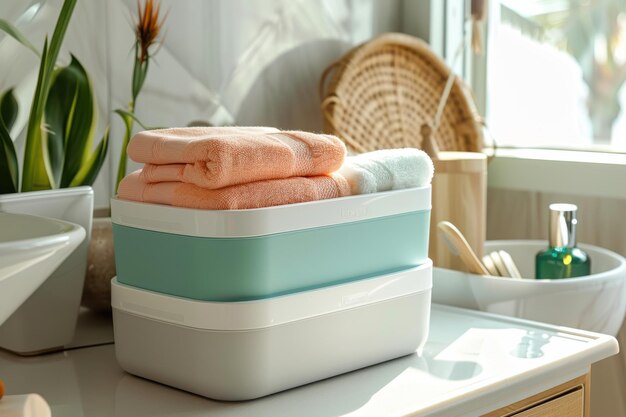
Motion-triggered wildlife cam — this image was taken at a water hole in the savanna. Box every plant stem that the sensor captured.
[115,99,135,193]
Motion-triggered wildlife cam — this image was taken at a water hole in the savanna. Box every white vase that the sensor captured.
[0,186,93,355]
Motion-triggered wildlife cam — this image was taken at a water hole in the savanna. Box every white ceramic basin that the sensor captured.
[432,240,626,336]
[0,213,85,326]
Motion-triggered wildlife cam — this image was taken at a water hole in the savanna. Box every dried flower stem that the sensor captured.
[116,0,165,191]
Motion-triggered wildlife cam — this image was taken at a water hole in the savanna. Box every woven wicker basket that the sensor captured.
[320,33,483,153]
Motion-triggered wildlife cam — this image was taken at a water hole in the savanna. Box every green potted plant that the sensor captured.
[0,0,108,354]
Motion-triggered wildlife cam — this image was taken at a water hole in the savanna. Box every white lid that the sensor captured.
[111,186,430,238]
[111,261,432,331]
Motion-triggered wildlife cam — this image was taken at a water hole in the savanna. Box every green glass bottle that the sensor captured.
[535,204,590,279]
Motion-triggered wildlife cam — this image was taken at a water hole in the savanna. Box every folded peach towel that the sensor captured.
[127,126,347,189]
[118,170,351,210]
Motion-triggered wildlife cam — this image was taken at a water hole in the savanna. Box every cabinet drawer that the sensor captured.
[483,375,589,417]
[510,387,584,417]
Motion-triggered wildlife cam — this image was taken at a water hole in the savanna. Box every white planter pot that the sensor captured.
[0,187,93,354]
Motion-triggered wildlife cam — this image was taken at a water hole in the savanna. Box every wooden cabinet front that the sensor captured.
[482,374,589,417]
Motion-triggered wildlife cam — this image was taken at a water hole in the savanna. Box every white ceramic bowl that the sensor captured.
[432,240,626,336]
[0,212,85,326]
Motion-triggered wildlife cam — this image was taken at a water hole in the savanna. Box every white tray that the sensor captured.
[112,264,433,400]
[111,185,431,238]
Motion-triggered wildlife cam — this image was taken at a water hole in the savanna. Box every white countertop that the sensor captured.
[0,305,618,417]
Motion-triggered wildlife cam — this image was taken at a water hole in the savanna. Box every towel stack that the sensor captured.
[118,126,434,209]
[119,127,349,209]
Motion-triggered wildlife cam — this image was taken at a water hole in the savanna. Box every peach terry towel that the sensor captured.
[118,170,351,210]
[127,126,347,189]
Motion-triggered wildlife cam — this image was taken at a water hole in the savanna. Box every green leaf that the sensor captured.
[115,108,133,127]
[0,88,18,132]
[21,0,78,191]
[22,39,52,191]
[69,128,109,187]
[113,108,164,191]
[46,0,77,79]
[114,109,163,131]
[131,42,149,101]
[0,119,18,194]
[0,19,41,57]
[41,67,68,188]
[44,56,95,188]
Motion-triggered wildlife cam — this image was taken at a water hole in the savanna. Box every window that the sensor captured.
[410,0,626,198]
[485,0,626,151]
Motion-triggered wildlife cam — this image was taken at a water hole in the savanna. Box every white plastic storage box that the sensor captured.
[112,262,432,401]
[111,186,431,301]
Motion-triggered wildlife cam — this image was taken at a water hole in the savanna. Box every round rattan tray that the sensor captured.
[320,33,483,153]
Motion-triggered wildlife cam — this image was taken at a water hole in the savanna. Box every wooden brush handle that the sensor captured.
[437,221,489,275]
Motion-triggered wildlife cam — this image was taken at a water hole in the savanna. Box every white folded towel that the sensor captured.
[338,148,434,194]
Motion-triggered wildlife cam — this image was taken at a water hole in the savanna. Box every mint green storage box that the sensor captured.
[110,186,431,301]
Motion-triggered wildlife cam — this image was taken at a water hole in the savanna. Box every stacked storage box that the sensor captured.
[110,185,433,400]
